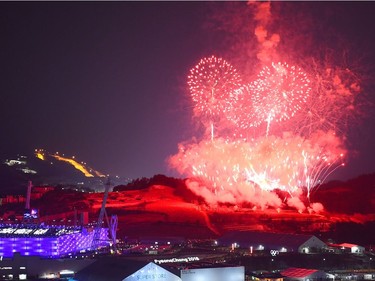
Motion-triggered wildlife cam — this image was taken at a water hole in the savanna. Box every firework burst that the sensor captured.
[250,62,311,135]
[188,56,242,139]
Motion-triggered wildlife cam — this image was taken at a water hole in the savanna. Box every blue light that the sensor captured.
[0,225,109,258]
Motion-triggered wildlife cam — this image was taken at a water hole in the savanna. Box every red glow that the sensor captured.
[169,55,357,212]
[169,3,363,212]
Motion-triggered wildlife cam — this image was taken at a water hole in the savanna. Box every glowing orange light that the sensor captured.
[36,153,45,161]
[51,154,94,177]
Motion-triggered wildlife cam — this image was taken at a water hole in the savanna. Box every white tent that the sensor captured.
[123,262,181,281]
[339,243,365,254]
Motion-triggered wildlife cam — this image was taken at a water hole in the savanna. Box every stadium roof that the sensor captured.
[0,224,84,237]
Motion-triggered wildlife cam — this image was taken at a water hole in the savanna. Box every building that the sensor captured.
[75,257,181,281]
[0,224,108,258]
[124,262,181,281]
[0,252,95,280]
[328,243,365,255]
[77,258,245,281]
[248,271,284,281]
[181,266,245,281]
[280,267,334,281]
[217,231,327,254]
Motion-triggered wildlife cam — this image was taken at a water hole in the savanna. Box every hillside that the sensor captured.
[311,173,375,214]
[4,174,368,245]
[1,170,374,244]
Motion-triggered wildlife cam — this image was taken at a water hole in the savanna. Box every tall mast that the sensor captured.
[25,181,32,210]
[91,178,111,250]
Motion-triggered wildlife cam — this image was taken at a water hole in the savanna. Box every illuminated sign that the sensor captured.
[24,209,38,219]
[60,270,75,276]
[0,228,15,234]
[33,229,49,235]
[154,257,199,264]
[270,250,279,256]
[14,229,33,235]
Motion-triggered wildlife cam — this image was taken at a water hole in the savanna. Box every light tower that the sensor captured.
[25,181,32,210]
[91,178,118,253]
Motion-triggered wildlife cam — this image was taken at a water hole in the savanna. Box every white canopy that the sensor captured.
[123,262,181,281]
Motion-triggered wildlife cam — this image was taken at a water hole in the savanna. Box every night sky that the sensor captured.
[0,2,374,181]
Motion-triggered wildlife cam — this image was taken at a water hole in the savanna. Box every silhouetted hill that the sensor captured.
[113,174,206,204]
[2,173,374,244]
[0,153,110,195]
[311,173,375,214]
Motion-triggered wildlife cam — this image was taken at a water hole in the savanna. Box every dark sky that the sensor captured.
[0,2,374,181]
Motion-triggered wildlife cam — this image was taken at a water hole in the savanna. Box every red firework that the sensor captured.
[188,56,242,122]
[224,84,261,135]
[285,66,362,138]
[250,62,311,134]
[172,55,361,211]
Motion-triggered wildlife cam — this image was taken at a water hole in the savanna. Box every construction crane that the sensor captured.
[91,178,118,253]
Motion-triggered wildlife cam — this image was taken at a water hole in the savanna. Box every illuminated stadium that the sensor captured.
[0,224,109,258]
